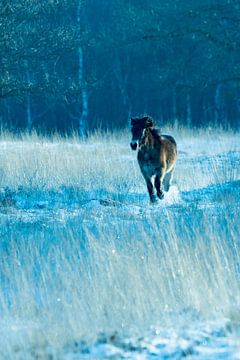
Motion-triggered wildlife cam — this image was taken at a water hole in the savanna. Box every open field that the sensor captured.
[0,127,240,359]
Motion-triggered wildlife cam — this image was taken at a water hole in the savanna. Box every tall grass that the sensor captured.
[0,127,239,357]
[1,208,240,354]
[0,126,239,191]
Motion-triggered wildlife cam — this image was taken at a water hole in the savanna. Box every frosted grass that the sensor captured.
[0,127,239,358]
[0,127,238,192]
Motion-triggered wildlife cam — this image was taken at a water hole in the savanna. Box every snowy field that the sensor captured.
[0,127,240,359]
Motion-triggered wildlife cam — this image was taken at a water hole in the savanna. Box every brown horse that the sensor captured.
[130,116,177,203]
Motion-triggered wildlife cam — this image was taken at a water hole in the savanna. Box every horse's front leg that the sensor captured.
[145,177,157,203]
[155,169,165,199]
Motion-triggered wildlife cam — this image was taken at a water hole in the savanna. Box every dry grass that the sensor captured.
[0,127,239,357]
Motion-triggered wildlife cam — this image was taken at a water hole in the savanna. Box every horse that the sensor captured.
[130,116,177,203]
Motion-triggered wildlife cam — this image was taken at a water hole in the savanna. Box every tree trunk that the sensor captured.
[173,89,178,129]
[77,1,88,138]
[25,63,33,132]
[214,84,222,127]
[186,92,192,127]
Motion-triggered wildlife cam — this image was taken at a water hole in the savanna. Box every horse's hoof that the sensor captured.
[157,192,164,200]
[150,195,158,204]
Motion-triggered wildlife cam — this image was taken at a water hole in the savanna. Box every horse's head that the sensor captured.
[130,116,155,150]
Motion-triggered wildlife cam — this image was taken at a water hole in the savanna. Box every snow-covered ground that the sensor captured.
[0,128,240,359]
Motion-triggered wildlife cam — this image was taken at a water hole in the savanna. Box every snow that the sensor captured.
[0,130,239,358]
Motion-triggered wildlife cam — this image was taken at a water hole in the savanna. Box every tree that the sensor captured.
[1,0,240,132]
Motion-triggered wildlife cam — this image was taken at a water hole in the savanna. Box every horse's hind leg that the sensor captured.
[163,169,174,192]
[155,171,165,200]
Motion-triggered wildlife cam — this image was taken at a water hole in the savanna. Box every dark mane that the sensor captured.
[151,127,161,141]
[151,128,177,146]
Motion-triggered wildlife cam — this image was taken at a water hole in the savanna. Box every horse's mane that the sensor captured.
[151,127,162,141]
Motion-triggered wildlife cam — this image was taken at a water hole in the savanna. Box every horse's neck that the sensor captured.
[141,128,155,148]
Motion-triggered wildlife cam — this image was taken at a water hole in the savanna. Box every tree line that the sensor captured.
[1,0,240,134]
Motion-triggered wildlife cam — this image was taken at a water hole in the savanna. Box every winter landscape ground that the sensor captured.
[0,127,240,359]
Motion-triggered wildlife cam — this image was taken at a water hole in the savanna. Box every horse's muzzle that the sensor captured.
[130,142,138,150]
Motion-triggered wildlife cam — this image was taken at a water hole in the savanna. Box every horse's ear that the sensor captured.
[131,117,137,125]
[145,117,155,128]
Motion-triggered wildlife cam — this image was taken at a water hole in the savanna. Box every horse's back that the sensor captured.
[161,134,177,147]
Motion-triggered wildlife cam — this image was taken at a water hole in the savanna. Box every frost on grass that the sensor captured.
[0,128,240,359]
